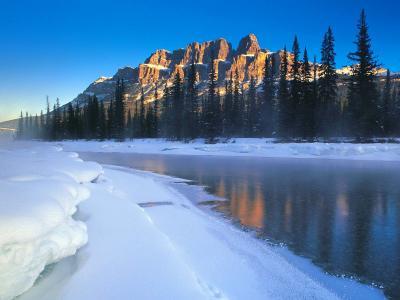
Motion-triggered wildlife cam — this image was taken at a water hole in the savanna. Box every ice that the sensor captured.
[57,138,400,161]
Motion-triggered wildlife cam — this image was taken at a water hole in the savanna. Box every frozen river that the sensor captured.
[80,152,400,299]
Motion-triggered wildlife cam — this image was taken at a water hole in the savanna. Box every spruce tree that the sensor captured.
[246,76,259,136]
[171,72,184,140]
[126,109,133,138]
[17,111,24,139]
[301,48,315,139]
[39,110,44,139]
[223,75,234,136]
[98,101,106,140]
[261,55,275,136]
[290,36,301,137]
[139,87,146,138]
[204,51,218,142]
[277,46,291,138]
[232,69,241,135]
[107,99,114,138]
[45,96,51,140]
[184,62,199,139]
[347,9,380,139]
[318,27,338,138]
[153,86,159,138]
[381,70,392,136]
[66,102,75,139]
[114,79,126,141]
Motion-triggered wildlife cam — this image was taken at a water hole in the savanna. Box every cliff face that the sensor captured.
[71,34,285,108]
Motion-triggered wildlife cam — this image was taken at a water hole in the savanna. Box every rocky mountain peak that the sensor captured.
[237,34,260,56]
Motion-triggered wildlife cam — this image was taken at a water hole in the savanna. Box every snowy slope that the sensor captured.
[58,138,400,161]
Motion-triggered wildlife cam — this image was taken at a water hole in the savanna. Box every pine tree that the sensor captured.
[381,70,392,136]
[184,62,199,139]
[153,86,159,138]
[45,96,51,140]
[126,109,133,138]
[261,55,275,136]
[246,76,259,136]
[99,101,106,140]
[277,46,291,138]
[139,87,146,137]
[204,51,218,142]
[347,9,380,139]
[114,79,126,141]
[66,102,75,139]
[223,75,234,136]
[39,110,44,139]
[161,83,172,138]
[107,99,114,139]
[318,27,339,138]
[133,99,140,138]
[171,72,184,140]
[290,36,301,137]
[232,69,241,135]
[301,48,315,139]
[17,111,24,139]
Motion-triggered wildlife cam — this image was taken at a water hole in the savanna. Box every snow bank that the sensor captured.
[0,146,102,300]
[58,138,400,161]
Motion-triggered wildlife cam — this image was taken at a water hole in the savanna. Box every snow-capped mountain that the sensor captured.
[70,34,288,108]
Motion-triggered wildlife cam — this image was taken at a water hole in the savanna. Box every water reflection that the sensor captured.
[79,152,400,299]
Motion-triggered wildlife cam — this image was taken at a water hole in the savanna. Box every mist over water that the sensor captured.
[80,152,400,299]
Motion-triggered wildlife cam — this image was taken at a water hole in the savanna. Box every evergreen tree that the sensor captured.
[381,70,393,135]
[153,86,159,138]
[290,36,301,137]
[126,109,133,138]
[107,99,114,138]
[114,79,125,141]
[171,72,184,140]
[139,87,146,137]
[161,83,172,138]
[277,46,291,138]
[246,77,259,136]
[347,9,380,139]
[66,102,75,139]
[145,103,154,137]
[17,111,24,139]
[223,75,234,136]
[184,62,199,139]
[318,27,339,138]
[261,55,275,136]
[203,51,218,142]
[39,110,44,139]
[45,96,51,140]
[99,101,106,140]
[232,69,241,135]
[301,48,315,139]
[133,99,140,138]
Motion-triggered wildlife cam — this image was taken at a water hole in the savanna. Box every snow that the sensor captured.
[56,138,400,161]
[0,139,386,299]
[0,145,102,300]
[141,63,169,70]
[18,164,385,300]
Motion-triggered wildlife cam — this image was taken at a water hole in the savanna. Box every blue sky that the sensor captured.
[0,0,399,122]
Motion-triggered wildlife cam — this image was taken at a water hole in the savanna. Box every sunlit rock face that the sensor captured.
[70,34,285,109]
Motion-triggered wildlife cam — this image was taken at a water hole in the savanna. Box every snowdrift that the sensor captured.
[0,146,102,300]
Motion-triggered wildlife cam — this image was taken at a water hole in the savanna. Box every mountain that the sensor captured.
[70,34,287,109]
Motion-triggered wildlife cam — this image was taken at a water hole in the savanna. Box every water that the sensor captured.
[80,152,400,299]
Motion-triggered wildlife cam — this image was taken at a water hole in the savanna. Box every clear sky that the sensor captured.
[0,0,399,122]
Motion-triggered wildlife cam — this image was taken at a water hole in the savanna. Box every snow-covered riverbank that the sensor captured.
[0,142,386,299]
[59,138,400,161]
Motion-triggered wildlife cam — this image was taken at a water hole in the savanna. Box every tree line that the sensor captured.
[17,10,400,142]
